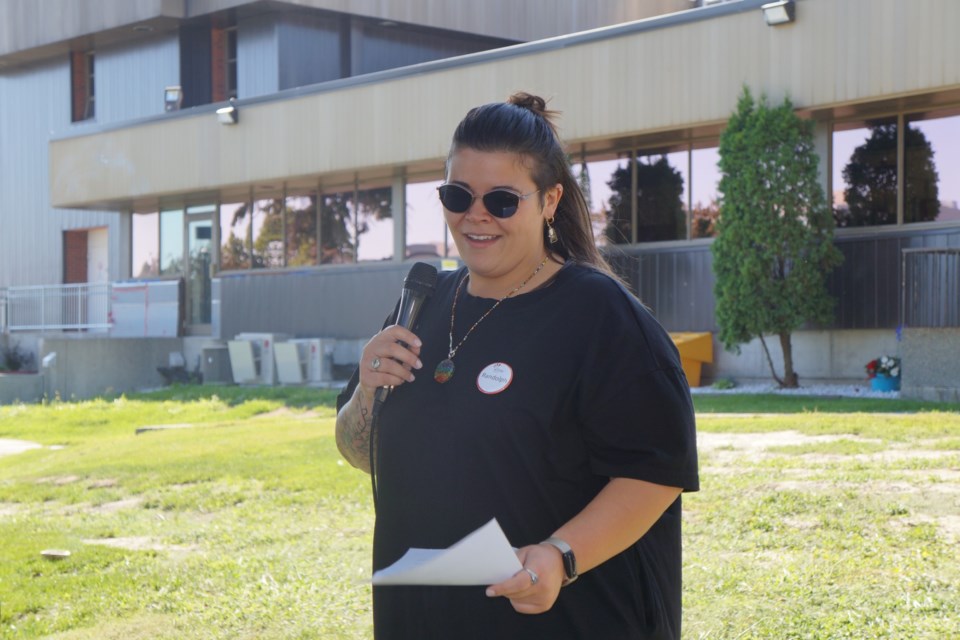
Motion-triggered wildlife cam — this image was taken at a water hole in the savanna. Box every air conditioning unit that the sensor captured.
[233,333,289,385]
[288,339,335,383]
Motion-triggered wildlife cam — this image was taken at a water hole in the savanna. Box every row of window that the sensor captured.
[130,105,960,281]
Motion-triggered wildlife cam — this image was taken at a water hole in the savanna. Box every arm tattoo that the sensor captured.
[335,386,373,473]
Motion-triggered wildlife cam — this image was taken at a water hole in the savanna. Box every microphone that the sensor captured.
[373,262,438,407]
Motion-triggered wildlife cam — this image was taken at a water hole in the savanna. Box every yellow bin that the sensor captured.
[669,332,713,387]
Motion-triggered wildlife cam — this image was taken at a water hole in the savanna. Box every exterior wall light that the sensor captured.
[762,0,795,25]
[216,101,239,125]
[164,85,182,111]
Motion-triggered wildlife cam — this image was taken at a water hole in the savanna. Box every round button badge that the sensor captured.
[477,362,513,394]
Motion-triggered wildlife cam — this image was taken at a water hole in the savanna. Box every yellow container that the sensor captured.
[669,332,714,387]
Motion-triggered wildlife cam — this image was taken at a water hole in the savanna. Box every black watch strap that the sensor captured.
[542,536,578,586]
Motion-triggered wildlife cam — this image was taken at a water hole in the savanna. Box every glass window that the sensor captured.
[285,190,318,266]
[219,201,251,271]
[320,185,393,263]
[582,156,629,245]
[832,118,898,227]
[131,212,159,278]
[690,145,720,238]
[600,151,689,244]
[905,112,960,224]
[251,196,284,269]
[405,179,455,259]
[159,208,184,275]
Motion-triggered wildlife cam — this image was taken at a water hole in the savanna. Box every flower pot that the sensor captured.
[871,373,900,392]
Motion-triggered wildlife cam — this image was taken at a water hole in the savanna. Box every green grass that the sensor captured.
[1,387,958,638]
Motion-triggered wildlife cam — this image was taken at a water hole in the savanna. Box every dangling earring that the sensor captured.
[546,216,559,244]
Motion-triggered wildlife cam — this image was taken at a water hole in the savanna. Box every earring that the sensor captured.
[546,217,559,244]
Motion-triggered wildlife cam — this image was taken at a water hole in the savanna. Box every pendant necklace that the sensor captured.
[434,256,548,384]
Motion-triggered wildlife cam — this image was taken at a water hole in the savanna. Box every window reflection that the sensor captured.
[320,186,392,263]
[219,201,251,271]
[833,119,898,227]
[604,152,688,243]
[690,145,720,238]
[581,156,626,247]
[906,112,960,224]
[406,179,455,259]
[159,208,184,275]
[132,212,159,278]
[285,191,318,266]
[252,196,284,269]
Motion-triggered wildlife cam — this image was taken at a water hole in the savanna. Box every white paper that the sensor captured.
[371,518,523,586]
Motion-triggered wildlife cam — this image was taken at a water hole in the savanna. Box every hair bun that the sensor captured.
[507,92,558,133]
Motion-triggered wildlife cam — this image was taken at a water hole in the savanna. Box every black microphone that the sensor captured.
[373,262,438,407]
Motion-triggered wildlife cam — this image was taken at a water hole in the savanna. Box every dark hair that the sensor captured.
[447,92,615,275]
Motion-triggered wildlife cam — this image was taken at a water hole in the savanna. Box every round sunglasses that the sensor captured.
[437,183,539,219]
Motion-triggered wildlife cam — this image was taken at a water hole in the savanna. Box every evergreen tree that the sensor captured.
[713,88,843,387]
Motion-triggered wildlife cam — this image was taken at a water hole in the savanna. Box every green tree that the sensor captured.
[713,88,843,388]
[605,157,685,243]
[834,123,939,227]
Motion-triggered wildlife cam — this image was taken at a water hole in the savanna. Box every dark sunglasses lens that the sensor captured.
[438,184,473,213]
[482,190,521,218]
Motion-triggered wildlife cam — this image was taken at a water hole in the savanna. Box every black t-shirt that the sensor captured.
[338,263,699,639]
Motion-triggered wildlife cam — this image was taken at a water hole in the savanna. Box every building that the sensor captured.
[1,0,958,401]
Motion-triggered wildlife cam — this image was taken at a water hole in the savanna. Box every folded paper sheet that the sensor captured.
[371,518,523,586]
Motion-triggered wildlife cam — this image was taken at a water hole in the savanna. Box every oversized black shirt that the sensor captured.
[338,263,699,639]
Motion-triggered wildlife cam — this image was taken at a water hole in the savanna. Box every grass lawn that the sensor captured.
[1,387,958,638]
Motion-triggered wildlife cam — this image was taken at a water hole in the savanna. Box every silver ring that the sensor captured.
[524,567,539,586]
[371,357,382,371]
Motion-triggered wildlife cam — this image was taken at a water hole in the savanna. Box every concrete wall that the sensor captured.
[900,328,960,402]
[704,328,902,387]
[37,335,183,400]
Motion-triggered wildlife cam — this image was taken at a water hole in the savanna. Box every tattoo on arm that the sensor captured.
[335,386,373,473]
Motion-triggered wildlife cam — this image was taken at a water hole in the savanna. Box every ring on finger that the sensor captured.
[524,567,539,586]
[371,357,382,371]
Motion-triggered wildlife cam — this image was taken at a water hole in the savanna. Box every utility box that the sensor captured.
[201,345,231,384]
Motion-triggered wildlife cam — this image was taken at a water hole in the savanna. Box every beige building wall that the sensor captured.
[50,0,960,211]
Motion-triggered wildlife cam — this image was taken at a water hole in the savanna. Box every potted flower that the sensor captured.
[865,355,901,391]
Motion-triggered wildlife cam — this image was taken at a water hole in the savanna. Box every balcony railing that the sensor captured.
[1,282,111,332]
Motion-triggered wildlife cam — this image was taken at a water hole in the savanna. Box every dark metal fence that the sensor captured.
[902,248,960,328]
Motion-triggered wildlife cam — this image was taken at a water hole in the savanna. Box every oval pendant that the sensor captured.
[434,358,455,384]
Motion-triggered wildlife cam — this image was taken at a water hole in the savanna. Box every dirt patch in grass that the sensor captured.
[82,536,197,554]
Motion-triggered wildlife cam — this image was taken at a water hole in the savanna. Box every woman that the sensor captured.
[336,93,699,639]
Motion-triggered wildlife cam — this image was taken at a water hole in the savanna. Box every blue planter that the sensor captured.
[871,373,901,392]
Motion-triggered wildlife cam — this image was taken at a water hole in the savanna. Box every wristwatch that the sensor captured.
[541,536,578,586]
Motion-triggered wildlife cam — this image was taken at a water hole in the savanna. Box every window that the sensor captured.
[320,184,393,263]
[405,178,456,259]
[905,111,960,224]
[132,213,160,278]
[70,50,95,122]
[689,144,720,238]
[251,195,284,269]
[579,155,627,247]
[832,118,898,227]
[285,190,318,266]
[159,208,184,275]
[219,201,251,271]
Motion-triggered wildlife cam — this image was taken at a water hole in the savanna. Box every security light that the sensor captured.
[216,102,239,125]
[762,0,795,25]
[164,85,182,111]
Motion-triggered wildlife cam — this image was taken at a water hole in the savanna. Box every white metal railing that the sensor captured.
[2,282,112,332]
